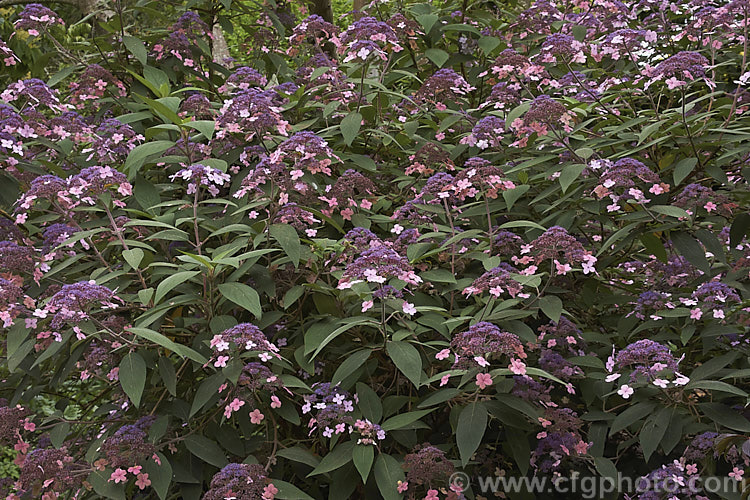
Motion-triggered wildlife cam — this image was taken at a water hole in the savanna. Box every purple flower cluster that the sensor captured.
[101,417,156,469]
[402,444,455,489]
[204,463,276,500]
[216,88,290,141]
[302,383,355,437]
[339,246,420,288]
[461,116,506,149]
[449,321,525,368]
[1,78,61,111]
[14,3,64,35]
[339,16,402,63]
[220,66,268,93]
[86,118,144,163]
[615,339,679,381]
[170,163,231,197]
[43,280,119,328]
[463,264,524,299]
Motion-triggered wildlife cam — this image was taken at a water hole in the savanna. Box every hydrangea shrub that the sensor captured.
[0,0,749,499]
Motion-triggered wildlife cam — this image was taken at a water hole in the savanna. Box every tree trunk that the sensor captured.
[212,24,231,65]
[309,0,333,24]
[353,0,367,12]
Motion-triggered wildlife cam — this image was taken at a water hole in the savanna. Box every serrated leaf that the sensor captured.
[218,282,262,319]
[374,454,406,500]
[386,341,422,388]
[184,435,229,468]
[123,35,148,65]
[352,444,374,483]
[270,223,301,268]
[119,352,147,407]
[122,248,144,269]
[457,402,488,466]
[341,112,362,146]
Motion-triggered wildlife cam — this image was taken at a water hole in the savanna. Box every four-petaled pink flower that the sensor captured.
[402,301,417,316]
[109,468,127,483]
[214,355,229,368]
[127,465,142,475]
[263,483,279,499]
[435,349,450,360]
[135,473,151,490]
[476,372,493,390]
[250,409,265,424]
[397,480,409,493]
[270,395,282,408]
[425,490,440,500]
[730,467,744,481]
[509,358,527,375]
[617,384,634,399]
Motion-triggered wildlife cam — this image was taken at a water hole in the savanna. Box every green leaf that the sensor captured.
[88,470,125,500]
[673,158,698,185]
[386,341,423,388]
[308,441,354,476]
[341,112,362,146]
[122,248,144,269]
[142,453,172,500]
[374,454,406,500]
[184,120,216,140]
[650,205,690,219]
[538,295,563,323]
[190,373,225,417]
[184,435,229,468]
[611,402,656,434]
[730,213,750,247]
[50,422,70,448]
[416,14,439,33]
[670,231,709,273]
[306,317,376,359]
[154,270,199,304]
[503,185,530,210]
[457,402,488,466]
[699,403,750,432]
[128,327,207,364]
[123,35,148,65]
[158,357,177,396]
[356,382,383,423]
[417,388,461,408]
[477,36,500,54]
[352,444,374,483]
[273,480,316,500]
[218,282,263,319]
[559,164,585,193]
[639,233,667,262]
[270,224,301,267]
[639,407,671,461]
[331,349,372,386]
[381,409,435,431]
[594,457,618,480]
[425,48,449,67]
[119,352,147,407]
[124,140,175,175]
[277,447,321,469]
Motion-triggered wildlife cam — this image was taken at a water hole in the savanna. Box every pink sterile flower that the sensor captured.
[402,301,417,316]
[704,201,717,212]
[397,480,409,493]
[109,468,127,483]
[690,308,703,320]
[476,373,493,390]
[23,421,35,432]
[617,384,634,399]
[425,490,440,500]
[554,260,572,275]
[135,473,151,490]
[250,409,265,424]
[127,465,142,475]
[224,398,245,418]
[263,483,279,500]
[435,349,450,360]
[605,373,621,382]
[730,467,744,481]
[362,300,374,312]
[214,355,229,368]
[686,464,698,475]
[509,358,527,375]
[439,374,451,387]
[271,395,282,408]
